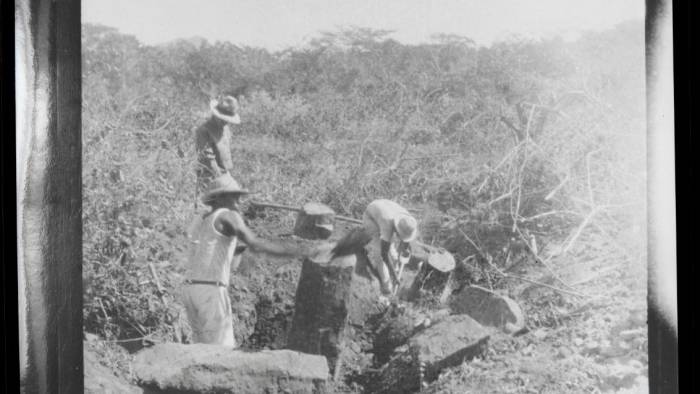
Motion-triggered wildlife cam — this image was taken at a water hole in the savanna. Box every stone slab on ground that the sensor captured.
[449,285,526,333]
[134,343,328,394]
[84,346,143,394]
[409,314,490,381]
[373,314,490,393]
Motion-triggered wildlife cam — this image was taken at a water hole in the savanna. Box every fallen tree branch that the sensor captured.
[457,228,487,258]
[485,258,588,298]
[513,227,578,292]
[456,227,586,298]
[569,264,621,286]
[500,115,524,142]
[488,191,512,206]
[544,174,570,201]
[519,210,582,222]
[402,153,463,161]
[148,262,168,307]
[98,333,160,344]
[561,207,599,254]
[96,298,109,320]
[356,128,377,167]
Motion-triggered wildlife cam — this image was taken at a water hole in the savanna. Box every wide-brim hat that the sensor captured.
[394,215,418,242]
[202,173,250,204]
[212,96,241,125]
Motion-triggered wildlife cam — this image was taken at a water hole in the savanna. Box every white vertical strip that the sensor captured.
[648,1,677,335]
[15,0,32,382]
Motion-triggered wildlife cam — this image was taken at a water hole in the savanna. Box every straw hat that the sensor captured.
[394,215,418,243]
[212,96,241,125]
[202,173,250,204]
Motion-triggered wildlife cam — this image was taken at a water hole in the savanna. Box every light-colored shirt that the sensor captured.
[185,208,240,284]
[195,117,234,174]
[362,199,412,242]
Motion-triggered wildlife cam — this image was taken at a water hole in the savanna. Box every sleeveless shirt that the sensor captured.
[185,208,240,285]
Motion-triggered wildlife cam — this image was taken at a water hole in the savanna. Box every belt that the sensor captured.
[184,279,228,287]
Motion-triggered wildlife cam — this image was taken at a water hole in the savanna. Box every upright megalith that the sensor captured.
[287,228,372,374]
[293,202,336,240]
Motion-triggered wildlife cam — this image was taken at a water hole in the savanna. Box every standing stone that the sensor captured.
[293,203,336,240]
[448,285,526,334]
[287,244,355,374]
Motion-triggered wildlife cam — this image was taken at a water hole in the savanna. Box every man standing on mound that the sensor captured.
[182,173,302,346]
[194,95,242,193]
[362,199,418,295]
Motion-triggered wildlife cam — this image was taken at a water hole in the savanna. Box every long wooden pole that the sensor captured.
[250,201,363,224]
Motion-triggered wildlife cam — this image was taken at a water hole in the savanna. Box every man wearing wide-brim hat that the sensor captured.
[361,199,419,295]
[194,95,242,193]
[182,173,303,346]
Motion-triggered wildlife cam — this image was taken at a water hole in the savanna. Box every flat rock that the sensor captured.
[373,315,489,392]
[449,285,525,334]
[134,343,328,394]
[409,314,490,381]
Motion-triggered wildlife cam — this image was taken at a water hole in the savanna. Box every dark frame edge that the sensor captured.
[17,0,83,393]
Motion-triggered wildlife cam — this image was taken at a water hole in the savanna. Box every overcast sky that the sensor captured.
[83,0,644,50]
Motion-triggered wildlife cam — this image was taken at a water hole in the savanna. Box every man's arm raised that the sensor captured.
[210,99,241,125]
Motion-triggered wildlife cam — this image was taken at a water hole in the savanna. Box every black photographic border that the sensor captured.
[15,0,82,392]
[11,0,680,392]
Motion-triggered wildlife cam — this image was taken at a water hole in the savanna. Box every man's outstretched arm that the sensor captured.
[216,211,305,258]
